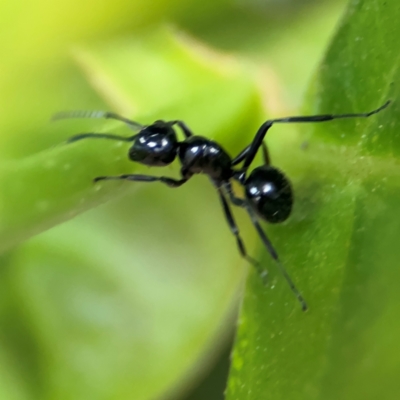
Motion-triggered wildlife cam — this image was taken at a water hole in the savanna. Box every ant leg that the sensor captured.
[171,120,193,138]
[223,181,245,207]
[242,100,391,171]
[261,142,271,165]
[52,110,143,130]
[215,186,268,285]
[94,173,190,188]
[231,144,251,166]
[231,142,270,167]
[245,204,308,311]
[222,181,307,310]
[67,133,137,144]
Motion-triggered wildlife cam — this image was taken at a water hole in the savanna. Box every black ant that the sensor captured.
[53,100,390,311]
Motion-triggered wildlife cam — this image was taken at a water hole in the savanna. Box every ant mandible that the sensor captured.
[53,100,390,311]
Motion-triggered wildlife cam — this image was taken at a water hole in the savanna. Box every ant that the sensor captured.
[53,100,390,311]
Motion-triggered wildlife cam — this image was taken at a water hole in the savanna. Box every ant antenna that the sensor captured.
[52,110,143,129]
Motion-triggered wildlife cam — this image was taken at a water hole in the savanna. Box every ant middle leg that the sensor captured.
[222,181,276,249]
[244,204,308,311]
[222,181,245,207]
[215,186,268,285]
[222,181,307,310]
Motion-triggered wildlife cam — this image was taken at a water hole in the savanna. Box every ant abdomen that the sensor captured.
[245,166,293,223]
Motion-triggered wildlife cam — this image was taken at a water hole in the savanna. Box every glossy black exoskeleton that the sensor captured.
[129,120,178,166]
[54,100,390,311]
[245,164,292,224]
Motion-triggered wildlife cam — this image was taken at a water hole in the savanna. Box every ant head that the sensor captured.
[129,120,179,167]
[244,165,293,223]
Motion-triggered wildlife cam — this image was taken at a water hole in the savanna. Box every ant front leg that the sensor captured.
[94,168,193,188]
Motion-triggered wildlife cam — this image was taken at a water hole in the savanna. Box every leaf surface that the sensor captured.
[227,1,400,399]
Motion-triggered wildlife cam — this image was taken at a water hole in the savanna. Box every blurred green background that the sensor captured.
[3,0,397,399]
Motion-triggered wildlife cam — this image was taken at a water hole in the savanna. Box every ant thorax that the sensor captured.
[178,136,232,181]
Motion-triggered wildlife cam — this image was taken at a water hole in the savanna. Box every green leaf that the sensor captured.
[227,1,400,399]
[0,28,261,253]
[0,27,265,400]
